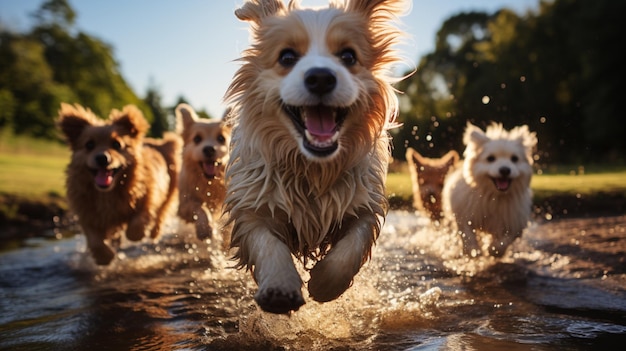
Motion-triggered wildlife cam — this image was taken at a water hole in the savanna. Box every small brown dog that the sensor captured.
[58,103,181,265]
[175,103,231,242]
[405,148,459,222]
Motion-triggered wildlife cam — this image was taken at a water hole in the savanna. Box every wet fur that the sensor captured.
[223,0,408,313]
[442,122,537,257]
[58,103,181,265]
[405,148,459,222]
[175,103,231,245]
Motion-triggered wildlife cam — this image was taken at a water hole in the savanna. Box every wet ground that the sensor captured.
[1,211,625,350]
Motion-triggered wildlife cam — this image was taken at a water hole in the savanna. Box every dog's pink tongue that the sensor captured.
[495,178,511,191]
[95,169,113,187]
[203,162,216,177]
[304,106,336,138]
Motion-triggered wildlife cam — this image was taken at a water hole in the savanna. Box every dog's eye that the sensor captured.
[217,134,226,144]
[111,140,122,150]
[487,155,496,162]
[278,49,299,67]
[85,140,95,151]
[511,155,519,163]
[338,48,357,66]
[193,135,202,144]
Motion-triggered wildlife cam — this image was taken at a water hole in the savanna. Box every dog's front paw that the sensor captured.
[90,245,115,265]
[126,219,147,241]
[195,222,214,240]
[254,286,305,314]
[308,259,354,302]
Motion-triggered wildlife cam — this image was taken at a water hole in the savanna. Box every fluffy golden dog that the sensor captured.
[222,0,408,314]
[57,103,181,265]
[405,148,459,222]
[442,122,537,257]
[175,103,231,242]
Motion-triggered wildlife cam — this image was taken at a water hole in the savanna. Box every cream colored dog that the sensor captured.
[222,0,408,314]
[442,122,537,257]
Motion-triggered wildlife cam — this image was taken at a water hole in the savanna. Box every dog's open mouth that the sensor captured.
[283,104,348,157]
[91,167,121,189]
[201,160,221,179]
[493,177,512,191]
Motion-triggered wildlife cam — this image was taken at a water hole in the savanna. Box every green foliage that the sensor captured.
[145,87,170,137]
[0,0,153,140]
[397,0,626,165]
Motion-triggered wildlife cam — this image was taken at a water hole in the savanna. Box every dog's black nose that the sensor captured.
[203,145,216,158]
[499,167,511,177]
[95,153,110,167]
[304,68,336,95]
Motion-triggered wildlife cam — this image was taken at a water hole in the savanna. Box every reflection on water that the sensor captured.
[1,212,625,350]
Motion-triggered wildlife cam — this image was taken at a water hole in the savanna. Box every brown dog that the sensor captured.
[406,148,459,222]
[57,103,181,265]
[175,103,231,242]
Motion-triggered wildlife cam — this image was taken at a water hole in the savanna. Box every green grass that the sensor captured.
[0,131,68,198]
[0,154,67,198]
[1,131,625,203]
[386,166,626,201]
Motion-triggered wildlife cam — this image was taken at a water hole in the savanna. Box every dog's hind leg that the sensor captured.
[245,228,304,314]
[308,213,378,303]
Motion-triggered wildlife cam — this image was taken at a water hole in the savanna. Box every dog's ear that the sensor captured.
[111,105,150,138]
[346,0,410,17]
[175,103,198,135]
[511,124,538,162]
[57,103,96,147]
[463,122,489,146]
[235,0,286,23]
[406,147,427,168]
[442,150,460,168]
[405,147,417,164]
[511,125,538,149]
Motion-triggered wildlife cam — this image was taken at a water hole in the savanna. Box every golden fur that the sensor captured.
[223,0,408,313]
[57,103,181,265]
[405,148,459,222]
[442,122,537,257]
[175,103,231,243]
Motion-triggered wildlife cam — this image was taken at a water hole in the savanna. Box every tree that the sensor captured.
[144,85,169,137]
[395,0,625,164]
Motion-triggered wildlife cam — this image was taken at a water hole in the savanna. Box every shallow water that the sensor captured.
[1,211,625,350]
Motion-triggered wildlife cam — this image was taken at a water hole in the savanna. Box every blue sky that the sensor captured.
[0,0,537,118]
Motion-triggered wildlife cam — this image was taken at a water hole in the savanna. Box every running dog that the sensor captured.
[58,103,180,265]
[222,0,409,313]
[442,122,537,257]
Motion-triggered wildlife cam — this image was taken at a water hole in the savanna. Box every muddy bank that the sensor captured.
[1,191,625,241]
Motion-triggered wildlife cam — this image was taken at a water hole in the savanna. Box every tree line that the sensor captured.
[0,0,212,140]
[1,0,624,164]
[396,0,625,165]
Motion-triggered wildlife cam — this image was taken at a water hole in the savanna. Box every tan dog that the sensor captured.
[442,122,537,257]
[57,103,181,265]
[175,103,231,242]
[223,0,408,314]
[405,148,459,222]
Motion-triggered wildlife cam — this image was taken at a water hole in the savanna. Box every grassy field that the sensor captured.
[387,167,626,200]
[0,131,69,199]
[1,131,625,209]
